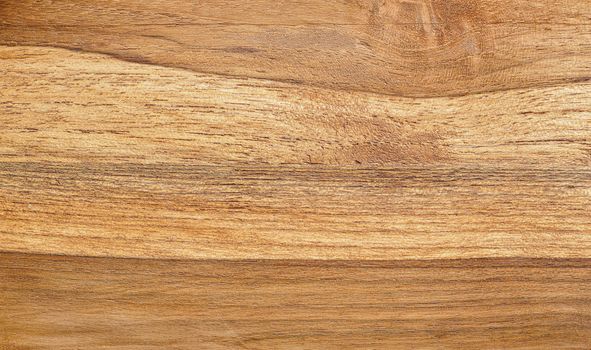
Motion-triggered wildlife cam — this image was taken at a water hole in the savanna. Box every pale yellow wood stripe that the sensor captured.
[1,47,589,167]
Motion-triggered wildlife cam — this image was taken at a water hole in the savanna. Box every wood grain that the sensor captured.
[1,161,591,260]
[1,0,590,97]
[1,0,590,348]
[1,46,590,260]
[1,253,590,349]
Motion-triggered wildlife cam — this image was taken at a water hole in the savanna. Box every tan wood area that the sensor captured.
[0,0,590,348]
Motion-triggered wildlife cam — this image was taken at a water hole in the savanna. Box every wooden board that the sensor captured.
[0,0,590,348]
[2,253,591,349]
[1,0,591,97]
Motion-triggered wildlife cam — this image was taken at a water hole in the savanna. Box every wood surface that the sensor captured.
[1,253,590,349]
[0,0,590,348]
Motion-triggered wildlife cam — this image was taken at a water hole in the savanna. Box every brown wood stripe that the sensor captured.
[1,0,590,97]
[1,253,590,349]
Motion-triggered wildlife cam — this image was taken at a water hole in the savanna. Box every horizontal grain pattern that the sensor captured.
[1,253,590,349]
[1,0,590,348]
[1,45,590,260]
[1,163,589,260]
[2,0,589,26]
[2,46,590,166]
[1,0,590,96]
[3,24,589,97]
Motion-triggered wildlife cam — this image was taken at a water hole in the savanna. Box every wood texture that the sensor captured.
[1,253,591,349]
[1,45,590,260]
[1,0,590,97]
[1,0,590,348]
